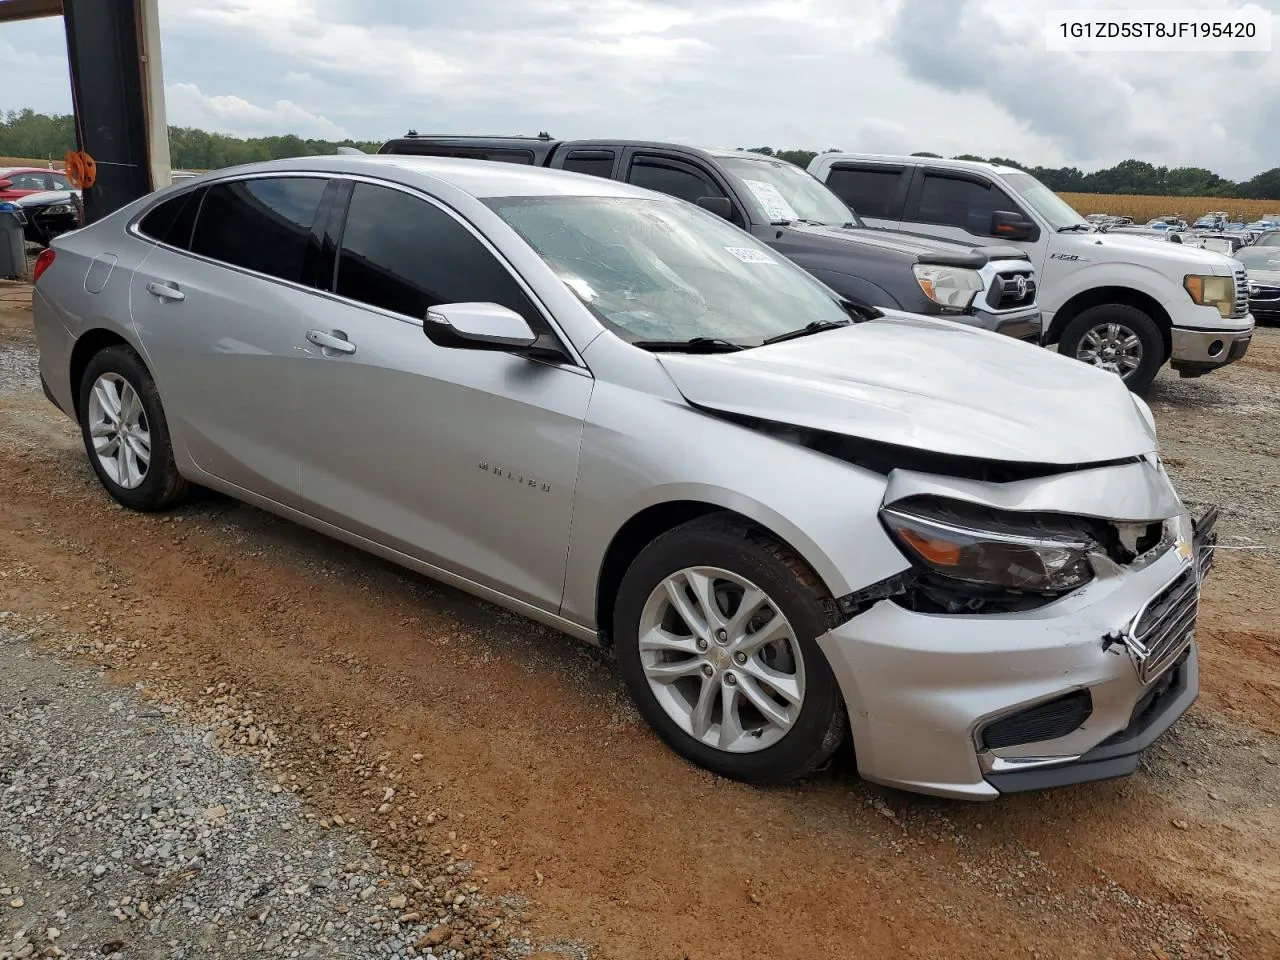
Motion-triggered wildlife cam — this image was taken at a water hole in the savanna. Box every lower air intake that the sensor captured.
[981,690,1093,750]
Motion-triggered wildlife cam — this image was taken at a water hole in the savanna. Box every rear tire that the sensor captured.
[77,344,188,512]
[615,514,846,784]
[1059,304,1164,394]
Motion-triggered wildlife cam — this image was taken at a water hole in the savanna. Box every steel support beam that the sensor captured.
[0,0,62,24]
[61,0,155,222]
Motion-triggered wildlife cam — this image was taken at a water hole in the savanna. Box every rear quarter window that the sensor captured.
[136,189,204,250]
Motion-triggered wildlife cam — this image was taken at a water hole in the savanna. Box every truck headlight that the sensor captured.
[1183,274,1235,318]
[912,264,984,312]
[881,503,1095,593]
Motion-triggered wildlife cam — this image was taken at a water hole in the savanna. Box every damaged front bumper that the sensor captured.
[816,464,1217,800]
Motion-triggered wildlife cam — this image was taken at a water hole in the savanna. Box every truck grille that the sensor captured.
[1126,567,1199,683]
[1249,282,1280,303]
[986,271,1037,311]
[1232,267,1249,318]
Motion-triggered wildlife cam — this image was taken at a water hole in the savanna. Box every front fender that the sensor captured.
[1044,259,1181,315]
[559,378,910,630]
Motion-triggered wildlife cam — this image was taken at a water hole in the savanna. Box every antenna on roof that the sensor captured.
[406,129,419,137]
[537,131,552,140]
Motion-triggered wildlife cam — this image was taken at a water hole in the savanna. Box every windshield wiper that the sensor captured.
[761,319,852,345]
[630,337,746,354]
[1057,224,1094,233]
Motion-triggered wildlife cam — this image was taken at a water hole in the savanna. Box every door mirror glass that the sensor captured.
[990,210,1038,241]
[696,196,733,220]
[424,302,538,350]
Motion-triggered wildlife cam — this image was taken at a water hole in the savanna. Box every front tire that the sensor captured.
[78,344,188,511]
[615,515,846,784]
[1059,304,1164,394]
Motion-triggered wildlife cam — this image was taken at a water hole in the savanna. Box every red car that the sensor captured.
[0,166,72,201]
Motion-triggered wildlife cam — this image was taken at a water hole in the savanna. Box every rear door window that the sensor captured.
[190,177,328,284]
[823,165,909,220]
[560,151,615,179]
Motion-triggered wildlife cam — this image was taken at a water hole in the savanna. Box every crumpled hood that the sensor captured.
[658,312,1158,465]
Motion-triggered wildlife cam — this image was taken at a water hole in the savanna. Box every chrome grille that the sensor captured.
[1126,567,1199,683]
[1249,283,1280,303]
[1232,268,1249,317]
[985,270,1037,311]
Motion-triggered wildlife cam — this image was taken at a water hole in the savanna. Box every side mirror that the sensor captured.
[990,210,1038,242]
[0,180,12,191]
[423,302,537,351]
[696,196,733,220]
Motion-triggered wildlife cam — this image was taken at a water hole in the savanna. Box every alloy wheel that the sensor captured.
[1076,321,1143,377]
[636,566,805,753]
[87,373,151,490]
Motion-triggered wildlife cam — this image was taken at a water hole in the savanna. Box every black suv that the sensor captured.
[377,134,1042,341]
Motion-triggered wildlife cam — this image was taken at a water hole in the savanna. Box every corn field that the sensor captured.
[1059,192,1278,223]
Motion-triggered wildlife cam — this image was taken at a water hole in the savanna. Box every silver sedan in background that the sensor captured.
[31,156,1214,799]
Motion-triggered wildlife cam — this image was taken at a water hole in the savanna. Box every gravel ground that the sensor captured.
[0,282,1277,960]
[0,616,551,960]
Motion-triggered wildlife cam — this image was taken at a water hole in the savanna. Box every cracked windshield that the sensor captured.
[487,196,849,345]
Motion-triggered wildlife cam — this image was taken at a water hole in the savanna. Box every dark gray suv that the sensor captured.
[378,135,1043,342]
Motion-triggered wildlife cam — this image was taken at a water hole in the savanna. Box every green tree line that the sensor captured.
[0,108,378,171]
[745,146,1280,200]
[5,109,1278,200]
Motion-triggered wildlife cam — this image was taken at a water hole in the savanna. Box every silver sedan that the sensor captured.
[31,155,1211,799]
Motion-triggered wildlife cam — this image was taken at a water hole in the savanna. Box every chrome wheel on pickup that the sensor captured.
[615,514,846,784]
[1059,304,1163,394]
[1077,322,1143,376]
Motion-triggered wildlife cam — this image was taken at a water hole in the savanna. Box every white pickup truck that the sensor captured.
[807,153,1254,393]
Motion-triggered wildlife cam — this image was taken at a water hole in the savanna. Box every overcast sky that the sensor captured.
[1,0,1277,178]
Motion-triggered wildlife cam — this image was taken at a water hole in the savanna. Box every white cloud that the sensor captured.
[163,82,350,140]
[1,0,1277,179]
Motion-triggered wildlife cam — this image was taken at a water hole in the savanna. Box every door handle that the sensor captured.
[146,281,185,302]
[306,329,357,355]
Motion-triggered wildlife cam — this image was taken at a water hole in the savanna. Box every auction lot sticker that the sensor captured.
[1046,8,1272,51]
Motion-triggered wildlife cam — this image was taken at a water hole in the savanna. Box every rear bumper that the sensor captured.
[1170,321,1253,376]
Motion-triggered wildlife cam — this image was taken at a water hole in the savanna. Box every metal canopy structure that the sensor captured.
[0,0,170,221]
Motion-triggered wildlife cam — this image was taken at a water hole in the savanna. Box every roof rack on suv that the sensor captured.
[400,130,553,140]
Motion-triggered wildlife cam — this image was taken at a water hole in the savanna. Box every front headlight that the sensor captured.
[42,203,75,216]
[881,503,1095,593]
[1183,274,1235,317]
[912,264,984,311]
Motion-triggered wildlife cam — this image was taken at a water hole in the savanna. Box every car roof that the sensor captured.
[191,154,655,201]
[0,166,58,176]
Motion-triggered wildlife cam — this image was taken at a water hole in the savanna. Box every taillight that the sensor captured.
[32,248,55,284]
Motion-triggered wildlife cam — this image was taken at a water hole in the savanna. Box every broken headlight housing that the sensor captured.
[880,501,1095,594]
